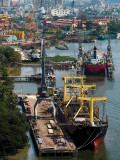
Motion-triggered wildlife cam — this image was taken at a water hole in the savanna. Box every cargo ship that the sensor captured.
[83,41,106,75]
[56,76,108,150]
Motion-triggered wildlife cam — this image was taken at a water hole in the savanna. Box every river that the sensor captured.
[8,39,120,160]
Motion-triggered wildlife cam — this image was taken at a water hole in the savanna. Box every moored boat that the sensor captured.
[83,41,106,75]
[56,76,108,150]
[98,34,116,40]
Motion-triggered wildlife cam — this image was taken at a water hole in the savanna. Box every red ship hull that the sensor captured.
[84,64,106,75]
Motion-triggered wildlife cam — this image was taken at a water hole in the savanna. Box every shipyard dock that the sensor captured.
[18,94,76,156]
[10,75,42,82]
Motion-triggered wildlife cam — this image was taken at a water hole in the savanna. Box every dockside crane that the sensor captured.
[38,39,47,98]
[34,39,56,119]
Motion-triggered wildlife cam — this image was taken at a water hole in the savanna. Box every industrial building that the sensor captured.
[10,0,19,6]
[37,0,63,13]
[0,0,10,7]
[51,7,70,17]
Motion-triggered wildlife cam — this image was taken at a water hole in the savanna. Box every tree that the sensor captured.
[0,47,29,157]
[90,30,99,36]
[96,24,103,33]
[0,46,21,66]
[86,20,93,30]
[109,21,119,33]
[77,13,88,21]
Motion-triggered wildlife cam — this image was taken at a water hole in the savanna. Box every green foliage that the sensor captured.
[96,24,103,33]
[77,13,88,21]
[53,16,62,21]
[90,30,99,36]
[0,48,29,157]
[46,55,76,62]
[108,21,120,33]
[86,20,93,30]
[0,46,21,66]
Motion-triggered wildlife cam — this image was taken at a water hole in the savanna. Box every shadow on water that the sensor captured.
[7,132,38,160]
[76,142,108,160]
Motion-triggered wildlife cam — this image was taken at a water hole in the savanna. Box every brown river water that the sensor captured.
[8,40,120,160]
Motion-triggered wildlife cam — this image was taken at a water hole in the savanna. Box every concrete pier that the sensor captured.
[18,94,77,156]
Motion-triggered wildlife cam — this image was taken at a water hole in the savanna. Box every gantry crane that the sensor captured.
[61,75,96,119]
[78,96,107,125]
[62,75,96,102]
[61,75,107,126]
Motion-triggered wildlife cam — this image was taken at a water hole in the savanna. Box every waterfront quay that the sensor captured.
[18,94,76,156]
[10,75,42,82]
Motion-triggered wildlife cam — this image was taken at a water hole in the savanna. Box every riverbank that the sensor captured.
[9,39,120,160]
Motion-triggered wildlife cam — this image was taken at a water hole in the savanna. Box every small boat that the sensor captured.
[117,33,120,39]
[55,44,68,50]
[98,34,116,40]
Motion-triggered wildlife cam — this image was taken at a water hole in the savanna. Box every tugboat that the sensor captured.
[57,76,108,150]
[83,41,106,75]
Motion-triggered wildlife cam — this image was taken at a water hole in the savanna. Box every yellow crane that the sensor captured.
[78,96,107,125]
[61,75,107,126]
[0,15,8,24]
[62,75,96,118]
[62,75,96,102]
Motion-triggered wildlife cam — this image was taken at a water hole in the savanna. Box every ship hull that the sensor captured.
[58,107,108,150]
[84,64,106,75]
[70,124,108,150]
